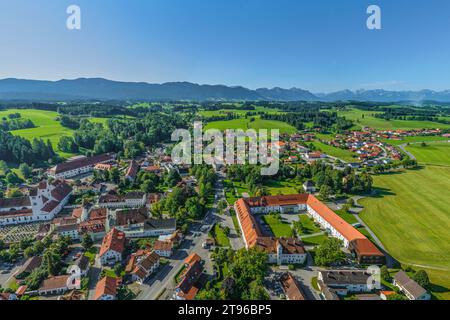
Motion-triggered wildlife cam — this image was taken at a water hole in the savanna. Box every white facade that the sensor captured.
[307,206,350,247]
[58,227,80,240]
[99,250,122,266]
[132,260,160,285]
[50,165,93,180]
[38,286,68,296]
[154,249,172,258]
[0,182,71,227]
[98,196,146,209]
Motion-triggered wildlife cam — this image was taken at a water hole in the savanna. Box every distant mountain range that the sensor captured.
[1,78,450,102]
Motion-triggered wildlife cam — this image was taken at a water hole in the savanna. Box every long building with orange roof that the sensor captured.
[234,194,385,265]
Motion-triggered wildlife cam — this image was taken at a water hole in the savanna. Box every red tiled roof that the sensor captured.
[52,154,114,174]
[39,275,69,291]
[72,207,83,219]
[50,182,72,202]
[184,253,201,266]
[306,195,366,242]
[94,276,118,300]
[41,200,59,213]
[350,238,384,257]
[235,194,383,258]
[132,251,160,278]
[281,273,306,300]
[99,228,126,257]
[115,208,148,226]
[153,240,173,252]
[126,160,139,178]
[176,260,203,300]
[0,197,31,209]
[89,208,107,220]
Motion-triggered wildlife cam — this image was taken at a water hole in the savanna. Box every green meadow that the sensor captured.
[262,215,294,238]
[405,141,450,166]
[338,108,450,130]
[204,117,297,134]
[0,109,75,158]
[199,106,282,118]
[0,109,111,159]
[381,135,448,146]
[310,140,358,162]
[360,142,450,299]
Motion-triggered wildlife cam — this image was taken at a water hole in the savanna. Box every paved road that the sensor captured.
[215,173,245,251]
[0,262,21,289]
[137,173,226,300]
[399,143,416,160]
[87,250,102,300]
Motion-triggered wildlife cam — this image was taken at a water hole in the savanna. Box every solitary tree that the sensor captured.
[19,163,32,179]
[413,270,430,288]
[81,234,94,251]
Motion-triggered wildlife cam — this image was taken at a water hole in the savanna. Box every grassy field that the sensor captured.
[301,234,328,246]
[0,109,112,159]
[0,109,121,158]
[0,109,75,158]
[405,142,450,166]
[199,106,282,118]
[204,117,297,134]
[262,215,294,238]
[212,224,231,247]
[381,135,448,146]
[335,209,359,225]
[264,179,301,195]
[338,108,450,130]
[311,141,359,162]
[359,166,450,299]
[298,214,322,235]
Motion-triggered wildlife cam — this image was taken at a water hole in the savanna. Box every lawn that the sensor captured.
[335,209,359,225]
[212,224,231,247]
[311,141,358,162]
[230,210,241,236]
[0,109,75,158]
[301,234,328,246]
[84,247,98,265]
[264,179,301,196]
[406,142,450,166]
[359,166,450,299]
[338,108,450,130]
[298,214,322,235]
[262,214,294,238]
[204,117,297,134]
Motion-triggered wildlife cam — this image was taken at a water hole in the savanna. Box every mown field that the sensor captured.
[338,108,450,130]
[0,109,111,159]
[382,135,448,146]
[405,142,450,166]
[204,117,297,134]
[199,106,282,118]
[0,109,75,158]
[310,141,359,163]
[262,215,294,238]
[360,143,450,299]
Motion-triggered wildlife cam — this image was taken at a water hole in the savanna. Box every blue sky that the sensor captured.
[0,0,449,92]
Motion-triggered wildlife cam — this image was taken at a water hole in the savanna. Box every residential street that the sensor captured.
[136,172,231,300]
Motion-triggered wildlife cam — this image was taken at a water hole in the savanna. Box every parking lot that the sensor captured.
[0,262,21,288]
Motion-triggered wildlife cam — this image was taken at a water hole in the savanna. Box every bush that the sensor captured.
[413,270,430,289]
